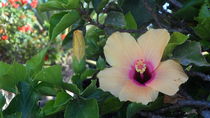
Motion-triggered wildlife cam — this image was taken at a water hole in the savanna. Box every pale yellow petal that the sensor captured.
[119,80,159,105]
[104,32,143,67]
[97,67,129,97]
[146,60,188,96]
[137,29,170,70]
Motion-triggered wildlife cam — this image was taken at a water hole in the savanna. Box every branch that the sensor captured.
[79,8,147,33]
[187,71,210,82]
[142,0,162,28]
[155,100,210,114]
[168,0,183,8]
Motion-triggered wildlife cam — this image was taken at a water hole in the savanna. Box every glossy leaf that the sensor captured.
[62,83,81,95]
[82,80,97,97]
[54,92,72,107]
[164,32,189,58]
[126,96,163,118]
[125,12,137,30]
[0,93,5,110]
[50,10,80,40]
[34,65,63,85]
[64,99,99,118]
[105,11,126,28]
[26,48,47,76]
[173,41,210,66]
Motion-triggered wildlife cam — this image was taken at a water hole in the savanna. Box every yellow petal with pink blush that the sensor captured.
[104,32,143,68]
[97,67,129,97]
[137,29,170,71]
[98,29,189,105]
[119,80,158,105]
[146,60,188,96]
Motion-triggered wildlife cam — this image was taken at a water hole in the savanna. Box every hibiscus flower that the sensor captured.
[97,29,188,105]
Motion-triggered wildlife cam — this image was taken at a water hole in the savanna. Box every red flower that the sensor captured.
[25,25,32,32]
[20,0,28,5]
[44,55,49,61]
[8,0,20,8]
[18,26,25,32]
[1,2,8,7]
[61,34,67,40]
[18,25,32,32]
[1,35,8,40]
[30,0,38,8]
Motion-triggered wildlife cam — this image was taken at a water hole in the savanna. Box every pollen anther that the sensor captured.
[135,59,146,74]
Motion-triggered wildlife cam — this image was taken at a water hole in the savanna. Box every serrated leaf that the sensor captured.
[64,99,99,118]
[173,41,210,66]
[164,32,189,58]
[26,48,47,76]
[38,1,65,12]
[34,65,63,85]
[0,93,5,110]
[119,0,155,26]
[125,12,137,30]
[62,83,81,95]
[105,11,126,28]
[93,0,108,13]
[126,96,163,118]
[54,92,72,107]
[82,80,97,97]
[194,17,210,40]
[50,10,80,40]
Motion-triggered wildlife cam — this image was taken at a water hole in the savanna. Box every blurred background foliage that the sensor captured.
[0,0,210,118]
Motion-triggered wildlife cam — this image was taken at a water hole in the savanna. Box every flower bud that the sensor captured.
[73,30,85,61]
[72,30,86,73]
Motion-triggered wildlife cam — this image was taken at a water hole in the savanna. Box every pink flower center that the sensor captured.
[130,59,154,86]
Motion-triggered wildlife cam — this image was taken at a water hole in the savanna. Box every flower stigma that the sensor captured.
[135,59,146,74]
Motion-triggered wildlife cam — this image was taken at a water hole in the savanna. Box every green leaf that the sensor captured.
[126,96,163,118]
[100,97,123,115]
[38,1,65,12]
[125,12,137,30]
[64,99,99,118]
[93,0,108,13]
[0,62,28,93]
[173,41,210,66]
[34,65,63,85]
[0,62,10,77]
[26,48,47,76]
[195,2,210,22]
[40,100,64,116]
[174,0,203,20]
[72,57,86,74]
[194,17,210,40]
[82,80,97,97]
[4,82,39,118]
[54,92,72,107]
[62,83,81,95]
[66,0,80,9]
[50,10,80,40]
[80,69,97,80]
[119,0,155,26]
[49,12,68,40]
[4,112,22,118]
[105,11,126,28]
[96,57,106,70]
[0,93,5,110]
[164,32,189,58]
[7,62,28,82]
[36,82,58,96]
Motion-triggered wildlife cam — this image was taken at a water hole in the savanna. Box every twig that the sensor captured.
[142,0,162,28]
[155,100,210,114]
[79,8,147,33]
[187,71,210,82]
[168,0,183,8]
